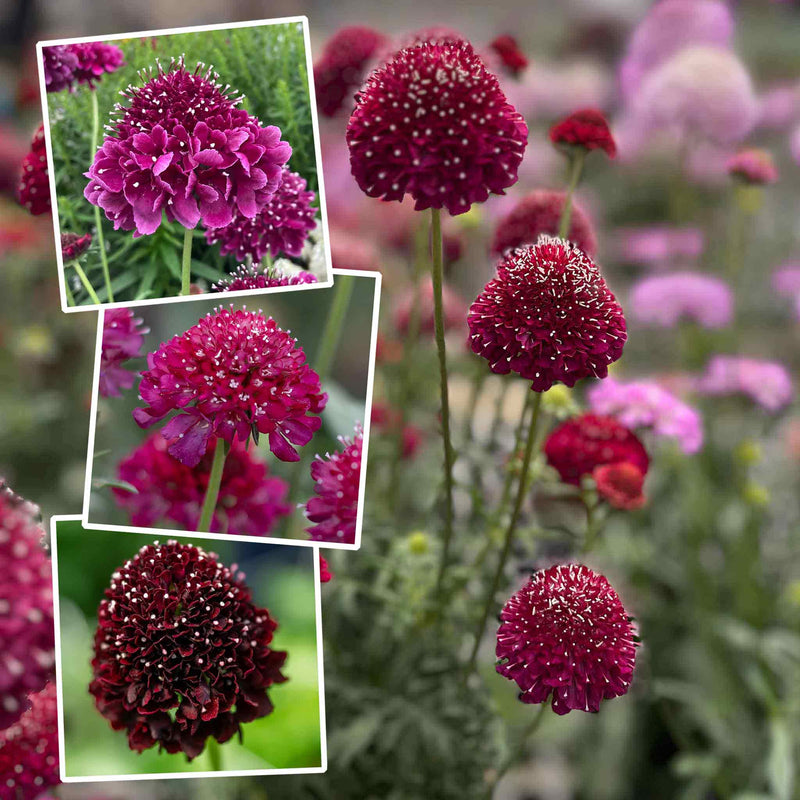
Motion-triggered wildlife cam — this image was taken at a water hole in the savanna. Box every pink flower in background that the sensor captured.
[613,225,704,266]
[791,125,800,165]
[330,226,381,272]
[757,84,800,129]
[99,308,148,398]
[588,377,703,454]
[346,40,528,216]
[772,262,800,319]
[60,231,92,261]
[17,125,50,217]
[727,148,778,185]
[549,108,616,157]
[212,264,317,293]
[319,555,333,583]
[629,272,733,329]
[593,462,647,510]
[496,564,637,714]
[392,277,468,336]
[696,356,793,412]
[41,44,80,93]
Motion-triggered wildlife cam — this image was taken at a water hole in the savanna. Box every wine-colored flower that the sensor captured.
[496,564,637,714]
[727,148,778,185]
[17,125,50,217]
[84,59,291,236]
[41,45,80,93]
[593,462,646,510]
[614,225,703,266]
[0,683,59,798]
[133,306,327,468]
[100,308,148,398]
[305,425,362,544]
[489,35,528,77]
[696,356,793,413]
[544,413,650,486]
[0,486,54,730]
[72,42,125,87]
[492,189,597,257]
[60,231,92,261]
[346,41,528,216]
[113,434,290,536]
[392,277,468,336]
[205,168,317,261]
[469,236,626,392]
[212,263,317,293]
[90,541,287,759]
[549,108,616,157]
[319,554,332,583]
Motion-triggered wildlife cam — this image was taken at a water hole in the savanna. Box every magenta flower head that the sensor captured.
[212,264,318,293]
[133,306,327,468]
[205,168,317,261]
[114,434,290,536]
[41,45,80,93]
[0,683,59,798]
[549,108,616,157]
[100,308,149,398]
[469,235,626,392]
[305,425,363,544]
[89,540,287,759]
[346,40,528,216]
[496,564,637,714]
[696,356,793,413]
[72,42,125,88]
[727,148,779,185]
[84,59,292,236]
[629,272,733,329]
[17,125,51,217]
[0,486,54,730]
[60,232,92,261]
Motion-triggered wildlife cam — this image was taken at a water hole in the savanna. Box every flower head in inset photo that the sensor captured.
[727,148,778,185]
[99,308,149,398]
[41,45,80,93]
[696,356,793,413]
[17,125,51,217]
[60,232,92,261]
[496,564,637,714]
[72,42,125,88]
[549,108,616,157]
[212,263,318,293]
[133,306,327,468]
[90,540,287,759]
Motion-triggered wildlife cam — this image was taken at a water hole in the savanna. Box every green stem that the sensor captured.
[558,150,586,240]
[207,737,223,771]
[467,391,543,674]
[91,91,114,303]
[492,701,549,787]
[69,259,101,305]
[64,275,76,307]
[581,490,600,555]
[263,251,273,270]
[314,276,355,383]
[180,226,193,296]
[197,439,229,532]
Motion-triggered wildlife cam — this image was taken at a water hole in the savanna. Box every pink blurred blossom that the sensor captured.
[629,272,733,328]
[697,356,794,412]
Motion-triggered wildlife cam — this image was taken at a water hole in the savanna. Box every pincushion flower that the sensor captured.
[392,277,468,336]
[90,541,287,759]
[84,60,292,236]
[696,356,793,412]
[593,463,646,510]
[41,45,80,93]
[469,236,626,392]
[544,413,650,486]
[305,425,363,544]
[0,486,54,730]
[0,683,59,798]
[71,42,125,87]
[205,168,317,261]
[60,231,92,260]
[549,109,616,157]
[614,225,703,266]
[346,40,528,216]
[99,308,148,398]
[212,264,318,293]
[727,148,778,185]
[114,434,291,535]
[489,35,528,77]
[492,190,597,257]
[133,306,327,468]
[496,564,637,714]
[17,125,50,216]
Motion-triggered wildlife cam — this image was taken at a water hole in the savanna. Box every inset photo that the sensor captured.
[37,17,332,310]
[51,517,326,781]
[84,270,378,549]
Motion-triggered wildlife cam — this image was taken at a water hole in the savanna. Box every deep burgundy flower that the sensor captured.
[205,168,317,261]
[84,59,291,236]
[492,190,597,257]
[90,541,287,759]
[469,236,626,392]
[314,26,389,117]
[305,425,363,544]
[544,413,649,486]
[549,108,617,157]
[593,462,646,510]
[392,277,468,336]
[319,554,332,584]
[727,148,778,185]
[0,486,54,730]
[496,564,637,714]
[17,125,51,216]
[489,35,529,77]
[212,263,318,293]
[346,40,528,216]
[0,683,59,798]
[100,308,148,398]
[133,306,327,468]
[60,231,92,261]
[41,45,80,93]
[113,434,290,536]
[72,42,125,87]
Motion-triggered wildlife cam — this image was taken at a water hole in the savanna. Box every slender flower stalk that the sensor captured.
[197,438,229,531]
[69,259,101,305]
[558,149,586,240]
[315,276,355,382]
[207,737,223,771]
[181,226,193,296]
[90,91,114,302]
[492,701,549,786]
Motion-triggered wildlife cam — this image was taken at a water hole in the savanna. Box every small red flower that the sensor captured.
[489,35,528,77]
[319,554,333,583]
[60,231,92,261]
[549,108,617,157]
[727,148,778,185]
[593,462,646,509]
[17,125,50,216]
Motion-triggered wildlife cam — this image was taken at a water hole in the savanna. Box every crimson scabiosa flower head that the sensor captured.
[113,434,290,536]
[305,425,363,544]
[489,35,528,78]
[550,108,617,157]
[212,263,317,293]
[133,306,327,468]
[346,40,528,216]
[41,45,80,93]
[543,413,649,486]
[84,59,292,236]
[60,231,92,261]
[469,236,626,392]
[593,462,646,510]
[17,125,50,216]
[72,41,125,87]
[100,308,148,398]
[205,168,317,261]
[727,148,778,185]
[0,683,59,798]
[496,564,637,714]
[89,540,287,759]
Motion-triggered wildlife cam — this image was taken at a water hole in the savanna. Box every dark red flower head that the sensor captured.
[489,35,529,77]
[41,45,80,93]
[84,59,291,236]
[133,306,327,468]
[17,125,51,217]
[305,425,363,544]
[544,413,649,486]
[90,540,287,759]
[114,433,291,536]
[549,108,616,157]
[0,683,59,798]
[346,41,528,216]
[0,486,54,730]
[469,236,626,392]
[492,189,597,257]
[100,308,149,398]
[60,231,92,261]
[205,168,317,261]
[593,462,646,510]
[496,564,637,714]
[212,263,318,293]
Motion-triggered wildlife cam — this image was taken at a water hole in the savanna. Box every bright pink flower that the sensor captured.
[212,264,317,293]
[696,356,793,413]
[392,277,468,336]
[593,463,646,509]
[100,308,148,398]
[489,35,528,77]
[727,148,779,185]
[319,554,333,583]
[17,125,50,216]
[60,232,92,260]
[72,42,125,88]
[549,108,616,157]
